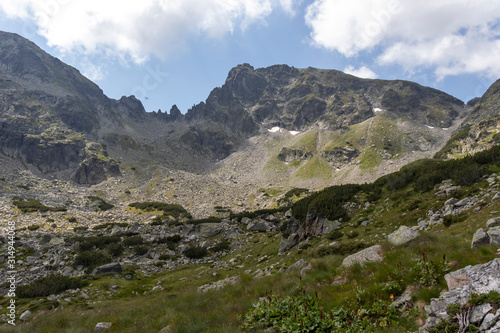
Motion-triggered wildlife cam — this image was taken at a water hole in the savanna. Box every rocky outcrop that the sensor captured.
[277,148,312,163]
[321,146,360,167]
[422,258,500,332]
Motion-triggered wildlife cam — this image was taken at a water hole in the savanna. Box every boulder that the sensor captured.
[486,217,500,229]
[422,258,500,332]
[279,233,300,254]
[19,310,31,321]
[247,220,275,232]
[287,259,308,272]
[487,226,500,245]
[92,262,122,276]
[342,245,383,267]
[95,322,112,332]
[387,226,420,246]
[471,228,490,248]
[194,223,223,238]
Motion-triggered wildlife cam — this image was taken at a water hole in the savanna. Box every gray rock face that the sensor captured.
[422,258,500,332]
[487,226,500,245]
[279,233,300,255]
[247,220,275,232]
[486,217,500,228]
[342,245,383,267]
[193,223,224,238]
[471,228,490,248]
[91,263,122,276]
[387,226,420,246]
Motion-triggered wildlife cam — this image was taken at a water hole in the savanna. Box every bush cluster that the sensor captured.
[12,198,67,213]
[183,246,208,259]
[17,274,88,298]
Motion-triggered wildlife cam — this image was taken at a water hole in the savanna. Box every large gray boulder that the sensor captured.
[471,228,490,248]
[342,245,383,267]
[194,223,224,238]
[486,217,500,229]
[487,226,500,245]
[279,233,300,254]
[247,219,275,232]
[387,226,420,246]
[422,258,500,332]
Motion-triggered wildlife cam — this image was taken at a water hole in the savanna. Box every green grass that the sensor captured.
[294,155,333,180]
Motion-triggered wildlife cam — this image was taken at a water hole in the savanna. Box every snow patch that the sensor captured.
[426,125,434,129]
[268,127,281,133]
[373,108,383,113]
[442,128,449,131]
[290,131,300,136]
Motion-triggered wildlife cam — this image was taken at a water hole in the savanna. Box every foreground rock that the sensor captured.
[422,258,500,332]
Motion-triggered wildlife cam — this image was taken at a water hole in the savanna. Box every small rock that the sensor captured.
[387,226,420,246]
[445,198,458,206]
[19,310,31,321]
[95,322,112,332]
[92,262,122,276]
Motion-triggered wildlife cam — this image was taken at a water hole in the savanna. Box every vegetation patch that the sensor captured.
[183,246,208,259]
[12,198,66,213]
[17,274,88,298]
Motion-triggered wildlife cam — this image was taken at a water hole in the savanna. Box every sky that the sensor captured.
[1,0,500,113]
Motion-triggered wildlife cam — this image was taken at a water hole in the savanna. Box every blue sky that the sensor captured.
[1,0,500,113]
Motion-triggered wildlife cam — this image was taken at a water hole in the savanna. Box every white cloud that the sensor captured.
[343,65,378,79]
[0,0,293,63]
[305,0,500,79]
[82,62,106,82]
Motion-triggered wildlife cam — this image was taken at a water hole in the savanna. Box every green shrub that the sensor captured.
[134,245,148,256]
[314,241,369,257]
[17,274,88,298]
[28,224,41,231]
[73,250,111,271]
[107,243,124,257]
[211,240,231,252]
[76,235,121,251]
[13,198,67,213]
[186,217,222,224]
[326,230,343,241]
[183,246,208,259]
[87,196,114,211]
[123,235,144,246]
[443,212,467,227]
[128,202,191,218]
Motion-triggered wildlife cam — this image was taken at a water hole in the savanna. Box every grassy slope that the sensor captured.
[3,154,500,332]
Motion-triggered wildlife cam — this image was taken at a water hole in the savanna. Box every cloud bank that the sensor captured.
[306,0,500,79]
[0,0,296,63]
